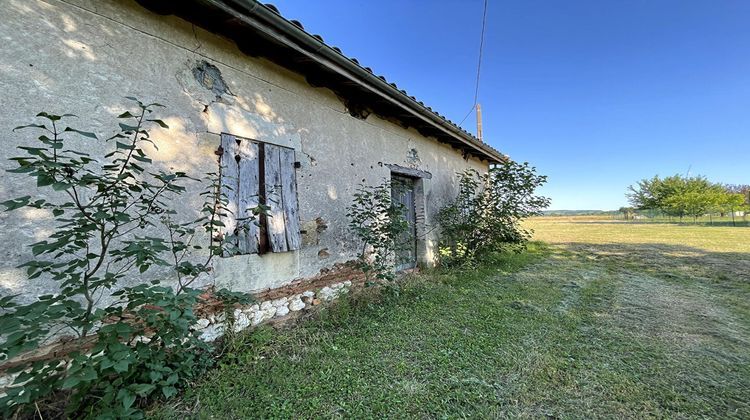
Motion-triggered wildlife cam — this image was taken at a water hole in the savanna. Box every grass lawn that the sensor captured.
[529,215,750,253]
[151,217,750,418]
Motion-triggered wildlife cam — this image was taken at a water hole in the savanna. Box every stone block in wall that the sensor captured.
[199,324,224,342]
[288,295,305,311]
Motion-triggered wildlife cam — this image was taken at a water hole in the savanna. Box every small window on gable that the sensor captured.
[219,133,301,255]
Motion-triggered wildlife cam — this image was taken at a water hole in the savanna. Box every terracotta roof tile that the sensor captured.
[260,1,497,153]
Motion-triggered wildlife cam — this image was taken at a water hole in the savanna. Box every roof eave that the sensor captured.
[137,0,506,163]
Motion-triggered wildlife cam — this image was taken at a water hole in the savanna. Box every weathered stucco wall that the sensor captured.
[0,0,489,299]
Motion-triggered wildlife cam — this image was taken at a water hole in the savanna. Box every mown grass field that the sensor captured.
[152,217,750,419]
[530,215,750,253]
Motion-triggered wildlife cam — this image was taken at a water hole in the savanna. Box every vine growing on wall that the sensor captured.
[346,181,409,283]
[0,98,251,418]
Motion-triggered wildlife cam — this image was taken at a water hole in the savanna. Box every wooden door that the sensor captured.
[391,175,417,271]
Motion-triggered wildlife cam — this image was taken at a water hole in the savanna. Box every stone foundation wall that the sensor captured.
[196,264,366,341]
[197,280,353,342]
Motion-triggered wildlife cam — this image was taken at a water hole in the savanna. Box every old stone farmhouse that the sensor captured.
[0,0,504,313]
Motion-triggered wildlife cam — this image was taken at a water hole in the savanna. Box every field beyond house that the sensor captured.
[153,217,750,418]
[531,215,750,253]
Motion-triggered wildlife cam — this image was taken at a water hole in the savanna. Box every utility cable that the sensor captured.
[458,0,489,127]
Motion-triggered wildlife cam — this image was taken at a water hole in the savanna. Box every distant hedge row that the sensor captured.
[627,175,748,219]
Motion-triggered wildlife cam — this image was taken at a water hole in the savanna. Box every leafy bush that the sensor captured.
[436,161,549,266]
[346,181,409,282]
[0,99,250,418]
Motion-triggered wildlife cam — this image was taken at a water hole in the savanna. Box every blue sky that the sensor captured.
[272,0,750,210]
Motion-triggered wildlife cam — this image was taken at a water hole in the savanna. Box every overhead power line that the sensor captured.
[458,0,489,127]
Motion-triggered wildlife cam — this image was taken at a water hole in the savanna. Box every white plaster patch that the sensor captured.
[213,252,300,293]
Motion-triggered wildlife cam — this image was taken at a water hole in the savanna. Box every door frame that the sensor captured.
[391,174,418,272]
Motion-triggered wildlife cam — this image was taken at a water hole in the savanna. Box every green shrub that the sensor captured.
[436,161,549,266]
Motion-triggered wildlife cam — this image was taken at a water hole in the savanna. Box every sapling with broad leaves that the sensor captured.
[0,98,252,418]
[346,181,409,283]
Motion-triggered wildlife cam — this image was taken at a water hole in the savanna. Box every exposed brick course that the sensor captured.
[253,260,366,301]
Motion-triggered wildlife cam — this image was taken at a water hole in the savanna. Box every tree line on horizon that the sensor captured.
[625,174,749,223]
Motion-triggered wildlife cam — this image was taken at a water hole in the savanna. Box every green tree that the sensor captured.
[627,176,663,210]
[628,174,720,221]
[436,161,549,266]
[725,184,750,204]
[717,191,747,226]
